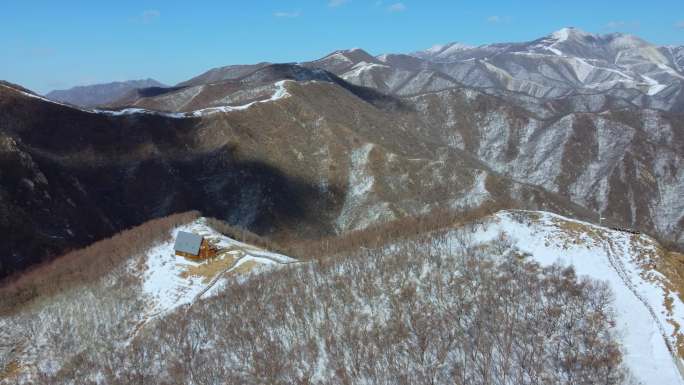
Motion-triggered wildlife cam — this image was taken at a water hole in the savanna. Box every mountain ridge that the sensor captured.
[1,27,682,278]
[46,78,167,107]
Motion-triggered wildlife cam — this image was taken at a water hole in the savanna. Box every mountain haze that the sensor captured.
[46,79,167,107]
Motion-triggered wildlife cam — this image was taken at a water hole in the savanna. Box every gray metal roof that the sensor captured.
[174,231,203,255]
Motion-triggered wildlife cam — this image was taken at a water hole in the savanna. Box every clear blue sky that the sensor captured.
[1,0,682,94]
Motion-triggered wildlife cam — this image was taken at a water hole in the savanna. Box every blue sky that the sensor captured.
[1,0,683,94]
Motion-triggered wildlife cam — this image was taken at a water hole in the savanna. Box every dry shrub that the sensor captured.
[42,230,629,385]
[0,204,633,385]
[286,200,512,259]
[204,217,284,253]
[205,201,511,263]
[0,211,200,315]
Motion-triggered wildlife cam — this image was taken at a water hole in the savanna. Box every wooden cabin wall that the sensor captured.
[175,239,217,260]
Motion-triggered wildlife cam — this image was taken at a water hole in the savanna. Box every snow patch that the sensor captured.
[468,211,684,385]
[642,75,668,95]
[336,143,379,231]
[92,108,187,118]
[188,80,291,116]
[139,218,294,317]
[92,80,293,119]
[450,170,489,209]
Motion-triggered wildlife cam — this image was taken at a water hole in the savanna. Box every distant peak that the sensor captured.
[410,42,474,61]
[547,27,651,49]
[342,48,375,58]
[426,42,472,54]
[317,47,380,65]
[551,27,593,42]
[426,44,447,54]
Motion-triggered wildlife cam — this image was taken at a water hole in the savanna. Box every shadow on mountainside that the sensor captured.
[0,140,343,279]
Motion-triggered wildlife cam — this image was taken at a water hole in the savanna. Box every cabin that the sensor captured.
[174,231,217,259]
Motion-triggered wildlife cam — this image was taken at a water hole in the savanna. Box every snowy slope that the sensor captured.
[324,28,684,109]
[135,218,295,322]
[94,80,292,118]
[469,211,684,385]
[2,79,292,119]
[0,217,295,382]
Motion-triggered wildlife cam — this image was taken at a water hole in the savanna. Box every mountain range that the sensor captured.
[1,27,684,384]
[45,79,167,107]
[1,27,682,278]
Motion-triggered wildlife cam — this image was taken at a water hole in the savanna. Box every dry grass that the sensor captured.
[629,239,684,306]
[549,217,684,361]
[656,252,684,303]
[227,260,260,276]
[666,318,684,359]
[643,249,684,360]
[0,211,201,315]
[180,253,239,284]
[0,360,20,382]
[286,200,512,260]
[514,211,684,362]
[549,217,607,249]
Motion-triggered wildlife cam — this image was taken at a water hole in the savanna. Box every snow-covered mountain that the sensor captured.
[295,31,684,247]
[336,209,684,384]
[107,64,336,112]
[1,24,683,385]
[669,46,684,72]
[2,210,682,383]
[305,28,684,111]
[2,36,682,278]
[410,42,474,61]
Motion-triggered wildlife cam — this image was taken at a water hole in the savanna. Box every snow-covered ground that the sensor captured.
[136,218,295,321]
[468,210,684,385]
[91,107,187,118]
[2,80,292,119]
[93,80,292,118]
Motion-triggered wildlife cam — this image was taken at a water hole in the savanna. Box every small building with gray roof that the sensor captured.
[174,231,216,259]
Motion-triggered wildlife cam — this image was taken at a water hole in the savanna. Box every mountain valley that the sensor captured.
[1,26,683,384]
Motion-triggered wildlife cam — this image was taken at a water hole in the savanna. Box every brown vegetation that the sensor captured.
[180,253,238,284]
[24,231,628,384]
[0,211,200,315]
[0,204,637,384]
[204,200,514,264]
[0,360,20,382]
[286,200,512,259]
[204,217,282,252]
